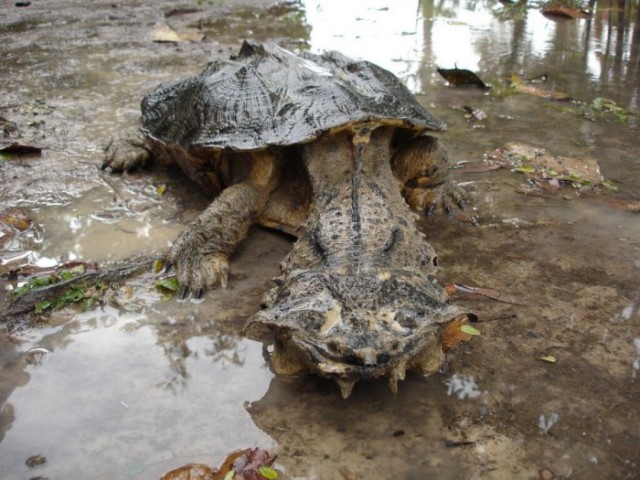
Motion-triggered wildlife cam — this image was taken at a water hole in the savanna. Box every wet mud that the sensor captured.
[1,0,639,479]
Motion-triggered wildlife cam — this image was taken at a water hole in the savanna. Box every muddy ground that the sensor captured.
[0,1,639,479]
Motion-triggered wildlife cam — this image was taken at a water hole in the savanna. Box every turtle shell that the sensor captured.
[141,41,446,151]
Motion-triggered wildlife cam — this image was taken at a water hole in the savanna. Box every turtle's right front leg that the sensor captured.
[102,127,151,172]
[168,182,260,300]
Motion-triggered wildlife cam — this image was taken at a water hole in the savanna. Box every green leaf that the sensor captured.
[35,300,52,314]
[602,179,619,192]
[223,471,235,480]
[513,165,536,174]
[259,466,279,479]
[539,355,557,363]
[155,277,180,292]
[460,324,481,336]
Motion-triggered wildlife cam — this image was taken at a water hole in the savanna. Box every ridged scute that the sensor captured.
[141,40,446,151]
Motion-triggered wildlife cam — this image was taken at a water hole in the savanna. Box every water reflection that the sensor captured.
[302,0,639,108]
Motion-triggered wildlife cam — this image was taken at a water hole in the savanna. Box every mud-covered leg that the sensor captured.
[391,135,467,215]
[168,182,261,299]
[102,127,151,172]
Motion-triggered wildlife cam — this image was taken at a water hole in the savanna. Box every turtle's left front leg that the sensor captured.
[168,182,260,299]
[392,135,467,215]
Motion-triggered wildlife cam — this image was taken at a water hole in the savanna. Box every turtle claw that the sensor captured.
[337,379,356,399]
[179,286,190,301]
[388,362,407,395]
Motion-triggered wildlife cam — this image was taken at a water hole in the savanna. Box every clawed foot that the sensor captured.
[101,128,151,172]
[166,228,230,301]
[405,182,469,216]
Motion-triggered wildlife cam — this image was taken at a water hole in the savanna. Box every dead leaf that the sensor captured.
[0,208,32,231]
[160,448,277,480]
[441,316,473,352]
[437,67,490,88]
[150,23,204,43]
[161,463,216,480]
[539,355,557,363]
[0,142,42,157]
[542,5,590,19]
[486,143,604,187]
[511,75,572,101]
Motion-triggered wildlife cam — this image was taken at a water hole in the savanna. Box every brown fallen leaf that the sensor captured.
[0,142,42,156]
[161,463,216,480]
[150,23,204,43]
[542,5,590,19]
[441,316,473,352]
[0,208,32,231]
[437,67,490,88]
[161,448,277,480]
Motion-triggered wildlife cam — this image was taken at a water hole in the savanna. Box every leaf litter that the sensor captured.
[160,448,278,480]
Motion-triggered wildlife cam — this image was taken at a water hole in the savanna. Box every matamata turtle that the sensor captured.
[103,41,471,398]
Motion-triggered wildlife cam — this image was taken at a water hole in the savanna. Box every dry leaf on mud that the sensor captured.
[485,142,605,188]
[541,5,590,19]
[150,23,204,43]
[437,67,490,88]
[441,316,473,352]
[539,355,557,363]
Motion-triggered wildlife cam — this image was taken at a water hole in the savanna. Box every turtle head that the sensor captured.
[244,268,469,398]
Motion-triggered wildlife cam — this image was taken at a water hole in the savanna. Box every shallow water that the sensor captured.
[1,0,639,478]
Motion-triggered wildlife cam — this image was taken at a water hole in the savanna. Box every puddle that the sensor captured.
[1,0,639,478]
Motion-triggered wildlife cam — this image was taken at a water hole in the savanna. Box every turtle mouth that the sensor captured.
[266,322,449,399]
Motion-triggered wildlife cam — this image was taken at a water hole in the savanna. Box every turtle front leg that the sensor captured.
[392,135,467,215]
[168,182,259,299]
[102,127,152,172]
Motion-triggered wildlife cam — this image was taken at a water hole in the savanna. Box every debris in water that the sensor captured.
[510,74,572,101]
[446,373,482,400]
[0,208,33,232]
[150,23,204,43]
[485,142,605,190]
[437,67,490,88]
[541,5,590,19]
[538,412,559,434]
[160,448,278,480]
[25,454,47,468]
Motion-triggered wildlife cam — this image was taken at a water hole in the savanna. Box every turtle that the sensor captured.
[103,41,472,397]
